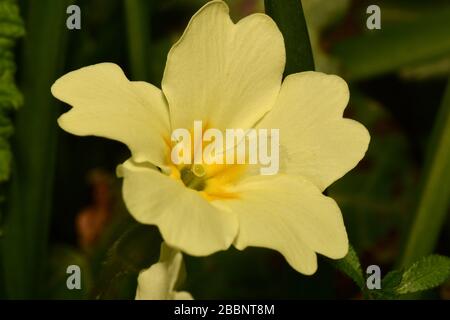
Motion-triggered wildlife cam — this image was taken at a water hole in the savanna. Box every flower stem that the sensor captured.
[124,0,151,81]
[264,0,315,76]
[400,77,450,268]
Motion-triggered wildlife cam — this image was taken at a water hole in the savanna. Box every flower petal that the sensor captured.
[216,174,348,275]
[119,160,239,256]
[135,260,171,300]
[162,0,285,130]
[258,72,370,191]
[135,243,193,300]
[173,291,194,300]
[52,63,170,167]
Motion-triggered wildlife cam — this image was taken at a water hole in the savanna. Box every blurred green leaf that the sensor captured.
[302,0,349,73]
[95,223,162,299]
[396,255,450,295]
[46,245,92,299]
[330,245,365,290]
[0,0,24,48]
[0,0,24,297]
[113,223,162,273]
[1,0,74,299]
[400,77,450,268]
[0,136,11,182]
[333,7,450,80]
[264,0,314,75]
[0,0,24,194]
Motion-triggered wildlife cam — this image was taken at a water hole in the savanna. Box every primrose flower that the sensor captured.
[135,242,193,300]
[51,0,370,275]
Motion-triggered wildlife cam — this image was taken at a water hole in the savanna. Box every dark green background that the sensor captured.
[0,0,449,299]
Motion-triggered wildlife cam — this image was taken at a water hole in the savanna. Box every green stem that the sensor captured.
[1,0,74,298]
[264,0,315,75]
[124,0,151,81]
[400,77,450,268]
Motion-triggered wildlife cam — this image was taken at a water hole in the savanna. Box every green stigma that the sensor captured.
[180,165,206,191]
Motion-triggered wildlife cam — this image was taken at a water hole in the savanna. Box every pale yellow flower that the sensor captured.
[51,0,370,275]
[135,242,193,300]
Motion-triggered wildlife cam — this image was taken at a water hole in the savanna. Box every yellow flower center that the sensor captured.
[169,161,246,201]
[165,128,245,201]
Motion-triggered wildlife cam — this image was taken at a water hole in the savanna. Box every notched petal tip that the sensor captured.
[165,0,230,57]
[356,122,371,162]
[56,113,71,134]
[341,117,372,165]
[162,0,285,130]
[286,251,318,276]
[50,80,59,98]
[116,164,124,178]
[284,71,351,114]
[298,261,318,276]
[51,62,125,100]
[51,62,170,167]
[198,0,229,14]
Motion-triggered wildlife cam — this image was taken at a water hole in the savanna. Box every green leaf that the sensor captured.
[333,6,450,80]
[264,0,315,75]
[382,270,403,291]
[379,270,403,299]
[396,255,450,295]
[330,245,365,290]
